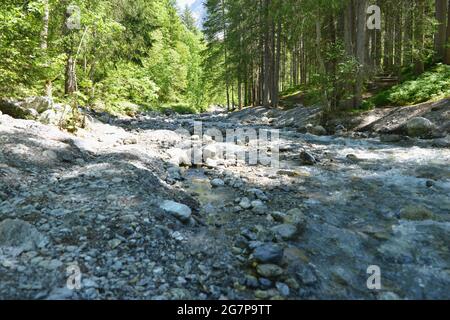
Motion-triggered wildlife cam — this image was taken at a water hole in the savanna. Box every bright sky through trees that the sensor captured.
[176,0,205,27]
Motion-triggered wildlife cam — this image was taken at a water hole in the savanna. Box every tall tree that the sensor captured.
[435,0,448,61]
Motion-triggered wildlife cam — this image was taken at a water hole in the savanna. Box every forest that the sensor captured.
[1,0,449,116]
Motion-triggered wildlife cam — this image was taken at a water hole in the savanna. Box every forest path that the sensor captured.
[0,107,449,300]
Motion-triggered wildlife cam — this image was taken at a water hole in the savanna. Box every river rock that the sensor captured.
[251,200,267,214]
[211,178,225,188]
[0,99,38,119]
[399,205,435,221]
[253,243,284,264]
[271,224,298,240]
[167,148,192,167]
[380,134,404,143]
[406,117,434,138]
[19,96,53,113]
[239,197,252,210]
[0,219,48,252]
[276,282,290,297]
[203,144,218,161]
[300,151,316,165]
[310,125,327,136]
[256,264,284,278]
[160,200,192,223]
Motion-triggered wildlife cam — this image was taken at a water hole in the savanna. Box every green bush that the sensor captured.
[368,64,450,107]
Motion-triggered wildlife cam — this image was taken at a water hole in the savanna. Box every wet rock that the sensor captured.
[335,124,346,133]
[295,264,318,285]
[406,117,434,138]
[307,125,327,136]
[432,136,450,148]
[256,264,284,278]
[378,291,401,300]
[380,134,404,143]
[426,180,435,188]
[271,224,298,240]
[160,200,192,223]
[415,165,448,180]
[276,282,290,297]
[258,278,272,289]
[300,151,316,165]
[253,243,284,264]
[399,206,435,221]
[346,154,361,162]
[0,219,48,252]
[46,287,74,300]
[244,275,259,289]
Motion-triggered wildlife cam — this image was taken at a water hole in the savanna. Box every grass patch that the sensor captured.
[157,102,199,115]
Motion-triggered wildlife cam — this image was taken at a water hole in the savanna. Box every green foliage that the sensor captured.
[0,0,215,115]
[367,64,450,108]
[0,1,44,97]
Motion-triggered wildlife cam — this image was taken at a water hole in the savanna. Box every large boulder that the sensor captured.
[0,99,39,119]
[307,124,327,136]
[18,96,53,113]
[406,117,435,138]
[39,104,73,126]
[203,144,218,161]
[167,148,192,167]
[0,219,48,252]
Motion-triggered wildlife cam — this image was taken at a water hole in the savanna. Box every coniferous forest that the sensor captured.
[1,0,450,113]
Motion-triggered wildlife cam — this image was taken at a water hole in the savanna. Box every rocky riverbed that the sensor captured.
[0,105,449,300]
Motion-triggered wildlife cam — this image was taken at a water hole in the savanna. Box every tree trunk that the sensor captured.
[445,0,450,64]
[354,0,367,108]
[65,55,77,95]
[435,0,448,61]
[263,0,271,108]
[344,1,354,56]
[221,0,231,111]
[414,0,425,75]
[272,21,282,107]
[41,0,52,98]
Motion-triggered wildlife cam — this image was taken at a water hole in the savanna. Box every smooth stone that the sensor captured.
[271,224,298,240]
[210,178,225,188]
[160,200,192,223]
[253,243,284,264]
[256,264,284,278]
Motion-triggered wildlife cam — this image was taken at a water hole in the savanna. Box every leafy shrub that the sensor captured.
[368,64,450,107]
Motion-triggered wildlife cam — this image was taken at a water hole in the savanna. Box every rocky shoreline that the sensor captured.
[0,101,449,300]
